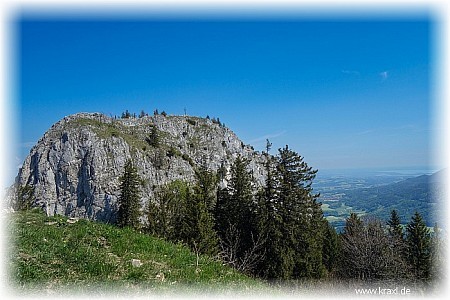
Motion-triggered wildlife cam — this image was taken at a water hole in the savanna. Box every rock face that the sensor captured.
[12,113,267,223]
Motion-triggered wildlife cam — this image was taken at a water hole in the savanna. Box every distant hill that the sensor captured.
[340,170,446,226]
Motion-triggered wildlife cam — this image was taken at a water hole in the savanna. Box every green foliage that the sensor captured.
[147,180,190,239]
[387,209,404,240]
[191,168,219,256]
[11,210,260,291]
[166,147,178,158]
[341,174,436,226]
[187,118,197,126]
[146,125,160,148]
[16,184,34,211]
[196,201,219,256]
[276,146,324,279]
[117,160,141,230]
[215,156,263,274]
[121,110,131,119]
[147,172,219,257]
[181,153,194,166]
[406,212,432,281]
[322,221,340,274]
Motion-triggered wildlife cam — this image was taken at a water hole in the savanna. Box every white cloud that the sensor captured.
[248,130,287,145]
[379,71,389,81]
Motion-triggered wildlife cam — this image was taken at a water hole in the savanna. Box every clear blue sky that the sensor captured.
[16,15,433,173]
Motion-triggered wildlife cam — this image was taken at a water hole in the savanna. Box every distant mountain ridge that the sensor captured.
[341,170,446,226]
[9,112,267,223]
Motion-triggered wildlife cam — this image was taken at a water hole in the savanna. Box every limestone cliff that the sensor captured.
[11,113,267,222]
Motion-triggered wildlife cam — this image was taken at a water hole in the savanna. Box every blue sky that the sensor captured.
[16,15,433,173]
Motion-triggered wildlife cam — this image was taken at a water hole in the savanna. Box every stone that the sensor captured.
[131,259,143,267]
[10,112,268,224]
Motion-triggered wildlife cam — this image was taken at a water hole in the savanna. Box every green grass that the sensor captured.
[9,209,265,295]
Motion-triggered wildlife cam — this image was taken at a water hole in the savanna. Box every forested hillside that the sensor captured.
[340,171,444,226]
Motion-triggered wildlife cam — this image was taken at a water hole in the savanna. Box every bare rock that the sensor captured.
[10,113,268,224]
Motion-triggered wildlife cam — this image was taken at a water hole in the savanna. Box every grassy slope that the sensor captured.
[8,209,265,295]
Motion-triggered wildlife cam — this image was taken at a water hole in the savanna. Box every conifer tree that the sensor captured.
[117,159,141,230]
[406,211,432,280]
[139,110,146,118]
[192,167,219,256]
[387,209,403,240]
[146,125,160,147]
[276,145,324,278]
[215,156,260,272]
[255,139,284,278]
[193,166,218,211]
[339,213,364,279]
[322,221,340,274]
[196,201,219,256]
[386,210,410,279]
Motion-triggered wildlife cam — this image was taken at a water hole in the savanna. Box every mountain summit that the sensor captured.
[11,112,267,222]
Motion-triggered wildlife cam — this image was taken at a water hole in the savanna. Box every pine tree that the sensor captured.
[147,180,193,241]
[276,145,324,278]
[387,209,403,240]
[196,201,219,256]
[146,126,160,147]
[139,110,146,118]
[406,211,432,280]
[255,139,284,279]
[215,156,260,273]
[322,221,340,275]
[193,166,218,211]
[192,167,219,256]
[386,210,410,279]
[117,159,141,230]
[339,213,365,279]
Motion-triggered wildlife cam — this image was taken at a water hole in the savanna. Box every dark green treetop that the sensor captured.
[117,159,141,230]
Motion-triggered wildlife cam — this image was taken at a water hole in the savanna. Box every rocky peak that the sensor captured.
[12,112,267,223]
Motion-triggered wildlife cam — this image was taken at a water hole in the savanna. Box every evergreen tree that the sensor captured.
[387,209,403,240]
[196,201,219,256]
[339,213,365,279]
[147,180,192,241]
[254,139,284,279]
[215,156,260,273]
[117,159,141,230]
[121,109,131,119]
[146,125,160,147]
[406,211,432,280]
[276,145,324,278]
[386,210,410,279]
[192,167,219,256]
[322,221,340,275]
[193,166,218,212]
